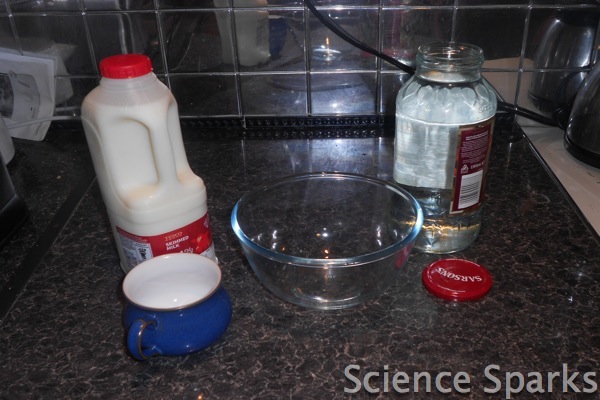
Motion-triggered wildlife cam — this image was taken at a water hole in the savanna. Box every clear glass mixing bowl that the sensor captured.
[231,172,423,310]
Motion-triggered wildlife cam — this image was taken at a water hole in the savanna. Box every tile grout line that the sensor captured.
[0,167,97,326]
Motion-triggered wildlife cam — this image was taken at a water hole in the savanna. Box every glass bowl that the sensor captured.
[231,172,423,310]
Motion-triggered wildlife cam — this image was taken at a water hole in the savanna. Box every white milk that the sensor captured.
[81,54,216,273]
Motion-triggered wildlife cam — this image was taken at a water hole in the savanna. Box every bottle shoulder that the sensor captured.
[82,82,175,118]
[398,76,496,97]
[396,77,497,123]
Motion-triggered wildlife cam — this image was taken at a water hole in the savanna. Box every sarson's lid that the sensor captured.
[422,258,493,301]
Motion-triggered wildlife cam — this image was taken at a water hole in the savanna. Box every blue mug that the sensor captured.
[122,253,232,361]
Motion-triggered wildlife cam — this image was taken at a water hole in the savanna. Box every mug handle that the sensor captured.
[127,318,160,361]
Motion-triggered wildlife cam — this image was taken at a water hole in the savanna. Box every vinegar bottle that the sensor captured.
[394,42,497,253]
[81,54,216,273]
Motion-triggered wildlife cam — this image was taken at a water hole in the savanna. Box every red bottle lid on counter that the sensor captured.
[422,259,493,302]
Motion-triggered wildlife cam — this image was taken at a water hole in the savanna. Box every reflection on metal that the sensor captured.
[312,37,342,62]
[529,10,599,113]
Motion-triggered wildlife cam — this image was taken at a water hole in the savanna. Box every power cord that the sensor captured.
[304,0,415,75]
[304,0,562,128]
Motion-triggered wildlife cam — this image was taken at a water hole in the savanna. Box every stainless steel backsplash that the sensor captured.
[0,0,598,122]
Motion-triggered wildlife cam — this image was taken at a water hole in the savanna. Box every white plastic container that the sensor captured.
[214,0,270,67]
[81,54,216,273]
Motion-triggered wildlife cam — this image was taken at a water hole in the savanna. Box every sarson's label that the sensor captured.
[450,118,494,214]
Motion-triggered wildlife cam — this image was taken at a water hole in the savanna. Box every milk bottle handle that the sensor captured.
[145,115,179,192]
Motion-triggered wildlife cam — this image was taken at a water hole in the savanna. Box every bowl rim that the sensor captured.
[230,172,424,268]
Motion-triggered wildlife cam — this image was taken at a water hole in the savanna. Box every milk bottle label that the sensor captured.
[450,118,494,214]
[116,213,215,270]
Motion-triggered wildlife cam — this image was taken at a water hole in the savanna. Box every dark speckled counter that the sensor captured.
[1,122,599,399]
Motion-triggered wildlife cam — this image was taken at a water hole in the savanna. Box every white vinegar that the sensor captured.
[393,43,497,253]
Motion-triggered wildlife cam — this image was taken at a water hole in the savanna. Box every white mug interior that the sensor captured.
[123,253,221,311]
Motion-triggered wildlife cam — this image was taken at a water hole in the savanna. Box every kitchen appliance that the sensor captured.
[0,115,14,163]
[0,117,29,247]
[529,10,599,115]
[565,61,600,168]
[0,51,56,141]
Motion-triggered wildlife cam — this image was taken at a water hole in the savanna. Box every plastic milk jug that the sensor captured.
[81,54,216,273]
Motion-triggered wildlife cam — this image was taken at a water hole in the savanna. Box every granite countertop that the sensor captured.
[1,120,599,399]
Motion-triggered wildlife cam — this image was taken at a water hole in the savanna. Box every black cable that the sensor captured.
[304,0,415,75]
[304,0,561,128]
[497,101,561,127]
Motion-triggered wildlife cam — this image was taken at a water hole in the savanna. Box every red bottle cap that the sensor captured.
[99,54,153,79]
[422,259,493,302]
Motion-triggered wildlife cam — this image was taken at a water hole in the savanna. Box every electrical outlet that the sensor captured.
[0,51,55,141]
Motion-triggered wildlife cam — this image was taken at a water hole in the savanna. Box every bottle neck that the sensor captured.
[415,42,484,83]
[99,72,157,90]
